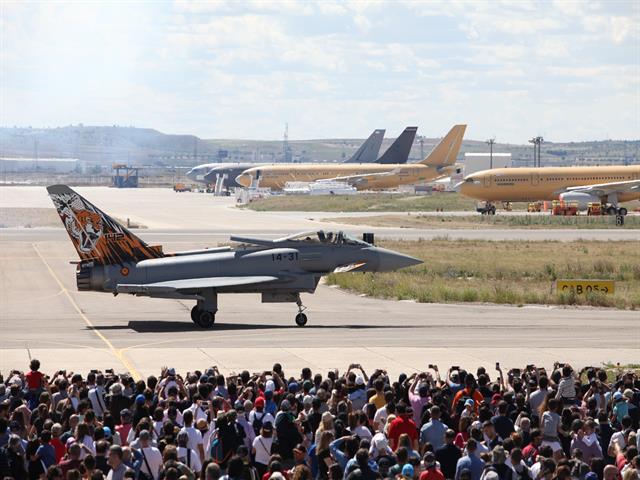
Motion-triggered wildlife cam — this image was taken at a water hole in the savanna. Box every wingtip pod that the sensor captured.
[419,124,467,167]
[46,184,163,265]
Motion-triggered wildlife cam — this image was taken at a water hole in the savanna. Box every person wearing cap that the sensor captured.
[249,397,275,437]
[420,406,448,452]
[612,391,630,426]
[461,399,476,420]
[452,376,484,417]
[421,451,445,480]
[402,463,415,480]
[177,430,202,473]
[292,443,308,468]
[275,399,303,463]
[116,409,133,446]
[234,399,256,450]
[134,429,162,479]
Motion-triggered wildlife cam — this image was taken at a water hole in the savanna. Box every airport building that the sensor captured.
[462,152,512,175]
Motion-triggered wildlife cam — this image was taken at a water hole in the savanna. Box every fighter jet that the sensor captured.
[47,185,422,328]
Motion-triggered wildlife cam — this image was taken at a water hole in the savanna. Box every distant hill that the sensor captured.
[0,125,637,167]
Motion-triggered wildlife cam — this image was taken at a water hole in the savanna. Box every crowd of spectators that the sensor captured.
[0,360,638,480]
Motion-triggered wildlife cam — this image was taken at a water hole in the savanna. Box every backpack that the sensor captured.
[252,412,264,435]
[209,431,230,465]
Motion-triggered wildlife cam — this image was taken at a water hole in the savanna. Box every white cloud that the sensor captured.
[1,1,638,142]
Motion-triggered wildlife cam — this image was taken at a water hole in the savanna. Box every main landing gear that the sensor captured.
[191,306,216,328]
[295,294,308,327]
[191,290,217,329]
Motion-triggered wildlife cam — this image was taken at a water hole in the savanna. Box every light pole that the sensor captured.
[529,137,537,167]
[486,138,495,169]
[536,136,544,167]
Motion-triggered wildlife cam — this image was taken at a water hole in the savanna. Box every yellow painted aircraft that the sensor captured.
[459,165,640,215]
[235,125,466,191]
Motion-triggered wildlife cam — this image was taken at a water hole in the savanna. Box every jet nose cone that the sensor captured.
[236,173,251,188]
[376,247,422,272]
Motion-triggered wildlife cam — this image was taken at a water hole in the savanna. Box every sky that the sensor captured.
[1,0,639,143]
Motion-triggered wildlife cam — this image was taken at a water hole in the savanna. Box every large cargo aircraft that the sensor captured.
[185,129,387,187]
[459,165,640,215]
[236,125,466,191]
[47,185,420,328]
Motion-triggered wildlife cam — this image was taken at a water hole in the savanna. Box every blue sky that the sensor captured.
[1,0,638,143]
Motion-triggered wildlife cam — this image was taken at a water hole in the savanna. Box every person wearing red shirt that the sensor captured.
[25,359,45,390]
[420,452,445,480]
[522,430,542,464]
[388,404,418,451]
[50,424,66,463]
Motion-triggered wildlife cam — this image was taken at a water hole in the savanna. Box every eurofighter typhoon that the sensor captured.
[47,185,422,328]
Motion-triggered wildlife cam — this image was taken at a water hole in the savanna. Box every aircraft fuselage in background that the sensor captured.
[460,165,640,203]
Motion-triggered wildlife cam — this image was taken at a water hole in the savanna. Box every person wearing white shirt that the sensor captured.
[179,410,204,462]
[252,423,275,477]
[183,399,209,424]
[177,431,202,473]
[88,377,107,419]
[136,430,162,480]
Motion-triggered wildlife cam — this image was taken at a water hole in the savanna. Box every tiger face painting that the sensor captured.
[50,192,104,254]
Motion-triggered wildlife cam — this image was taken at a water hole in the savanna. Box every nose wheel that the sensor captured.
[295,295,308,327]
[295,313,308,327]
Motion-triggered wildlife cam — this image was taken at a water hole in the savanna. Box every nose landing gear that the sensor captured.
[295,295,308,327]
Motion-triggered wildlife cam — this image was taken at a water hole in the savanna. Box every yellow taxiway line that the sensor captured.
[32,243,141,381]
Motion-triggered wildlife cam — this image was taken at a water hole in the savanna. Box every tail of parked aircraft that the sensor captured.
[376,126,418,164]
[47,185,164,265]
[419,124,466,166]
[344,129,385,163]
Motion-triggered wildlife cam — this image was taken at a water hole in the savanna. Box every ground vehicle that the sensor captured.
[476,201,496,215]
[173,183,192,192]
[551,201,578,216]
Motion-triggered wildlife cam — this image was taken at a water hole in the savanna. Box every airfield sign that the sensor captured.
[556,279,615,295]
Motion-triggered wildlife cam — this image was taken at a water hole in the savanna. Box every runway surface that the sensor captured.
[2,233,638,380]
[1,187,638,379]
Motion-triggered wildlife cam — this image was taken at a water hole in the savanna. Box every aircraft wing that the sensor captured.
[117,275,280,294]
[319,168,402,186]
[561,179,640,196]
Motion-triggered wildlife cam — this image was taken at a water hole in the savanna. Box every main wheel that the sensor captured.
[606,206,617,215]
[295,313,308,327]
[488,206,496,215]
[190,306,200,323]
[195,310,216,328]
[618,207,628,216]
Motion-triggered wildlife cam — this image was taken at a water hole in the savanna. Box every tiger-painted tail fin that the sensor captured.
[47,185,164,265]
